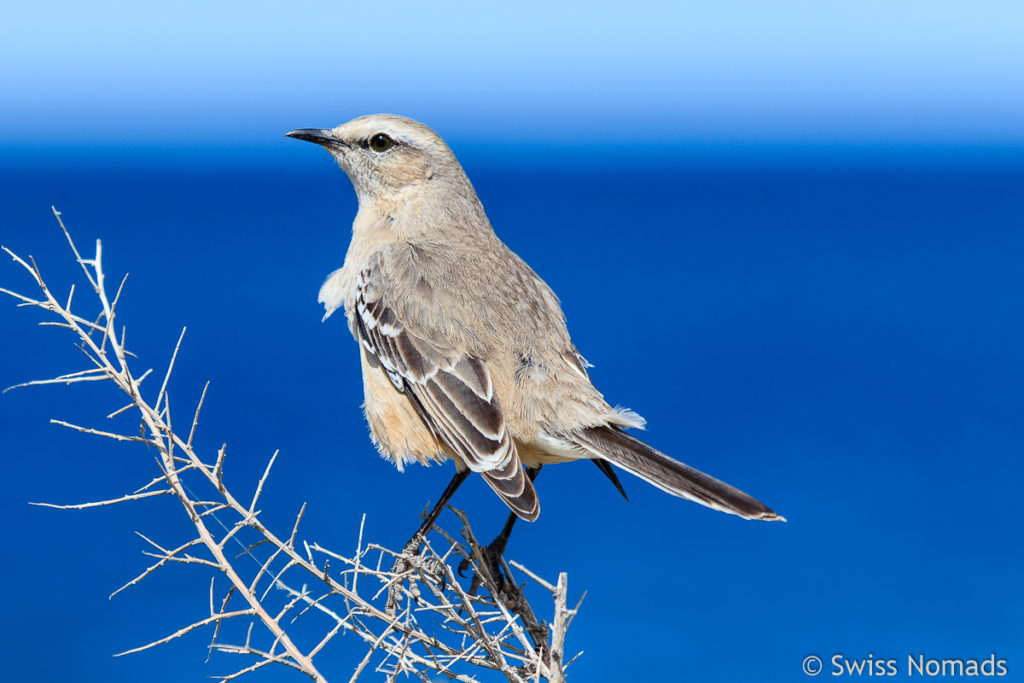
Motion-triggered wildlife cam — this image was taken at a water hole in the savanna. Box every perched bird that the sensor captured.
[286,115,783,547]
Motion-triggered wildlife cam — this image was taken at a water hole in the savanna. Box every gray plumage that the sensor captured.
[287,114,783,524]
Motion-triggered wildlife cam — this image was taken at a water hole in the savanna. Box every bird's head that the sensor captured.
[286,114,463,204]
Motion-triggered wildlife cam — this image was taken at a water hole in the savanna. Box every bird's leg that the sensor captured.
[387,468,470,614]
[460,466,542,595]
[404,468,470,553]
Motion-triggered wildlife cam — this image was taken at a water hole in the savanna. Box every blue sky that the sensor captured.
[3,1,1023,149]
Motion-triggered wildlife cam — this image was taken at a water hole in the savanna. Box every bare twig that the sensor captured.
[1,211,582,682]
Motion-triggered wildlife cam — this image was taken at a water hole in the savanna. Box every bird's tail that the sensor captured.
[571,426,784,521]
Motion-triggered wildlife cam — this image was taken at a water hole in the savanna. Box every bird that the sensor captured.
[286,114,783,564]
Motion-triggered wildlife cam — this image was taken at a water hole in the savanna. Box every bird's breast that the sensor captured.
[358,347,448,470]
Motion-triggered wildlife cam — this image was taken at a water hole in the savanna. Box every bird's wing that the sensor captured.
[353,257,539,521]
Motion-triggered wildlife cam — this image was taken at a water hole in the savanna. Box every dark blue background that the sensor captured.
[1,143,1021,681]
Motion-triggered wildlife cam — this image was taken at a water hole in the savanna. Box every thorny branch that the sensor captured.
[1,209,582,682]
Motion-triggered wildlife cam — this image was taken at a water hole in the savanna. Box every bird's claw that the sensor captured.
[385,537,448,615]
[385,554,413,615]
[460,540,509,597]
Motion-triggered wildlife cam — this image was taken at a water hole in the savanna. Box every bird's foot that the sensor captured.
[456,534,550,649]
[457,537,510,598]
[385,535,447,615]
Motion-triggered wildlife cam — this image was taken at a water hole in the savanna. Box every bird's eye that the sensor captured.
[368,133,393,152]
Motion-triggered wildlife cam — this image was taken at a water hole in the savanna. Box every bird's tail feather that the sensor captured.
[481,452,540,522]
[572,426,784,521]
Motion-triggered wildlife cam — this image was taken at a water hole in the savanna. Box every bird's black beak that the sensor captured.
[285,129,346,149]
